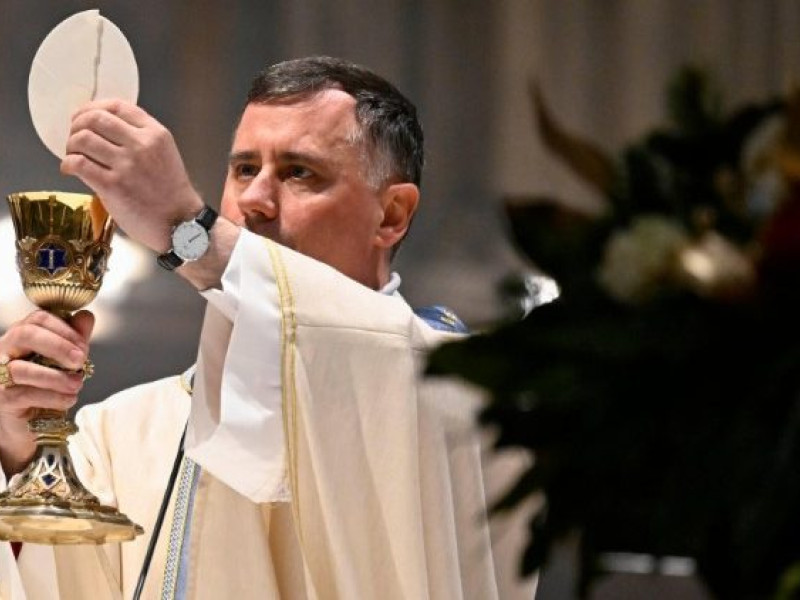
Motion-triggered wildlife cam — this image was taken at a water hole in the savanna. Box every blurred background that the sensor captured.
[0,1,799,597]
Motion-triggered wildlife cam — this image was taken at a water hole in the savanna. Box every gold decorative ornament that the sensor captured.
[0,356,14,389]
[81,358,95,380]
[0,191,143,544]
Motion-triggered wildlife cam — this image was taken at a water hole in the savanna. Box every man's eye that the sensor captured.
[285,165,313,180]
[233,164,260,179]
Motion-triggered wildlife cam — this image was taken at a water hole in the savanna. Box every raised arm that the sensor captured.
[60,99,240,292]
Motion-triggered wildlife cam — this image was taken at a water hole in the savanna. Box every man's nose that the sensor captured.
[237,172,278,220]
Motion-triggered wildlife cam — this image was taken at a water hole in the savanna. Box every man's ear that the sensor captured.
[375,182,420,249]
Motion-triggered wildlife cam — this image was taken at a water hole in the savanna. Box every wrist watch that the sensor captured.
[157,205,219,271]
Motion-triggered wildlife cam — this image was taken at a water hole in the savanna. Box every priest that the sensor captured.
[0,56,535,599]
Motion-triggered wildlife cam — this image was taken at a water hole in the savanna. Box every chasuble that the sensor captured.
[0,232,536,599]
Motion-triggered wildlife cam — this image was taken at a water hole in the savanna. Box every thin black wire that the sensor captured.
[132,424,187,600]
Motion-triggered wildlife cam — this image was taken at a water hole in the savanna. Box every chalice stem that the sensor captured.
[0,373,143,544]
[1,407,92,503]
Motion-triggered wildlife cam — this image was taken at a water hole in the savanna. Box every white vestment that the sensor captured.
[0,232,536,599]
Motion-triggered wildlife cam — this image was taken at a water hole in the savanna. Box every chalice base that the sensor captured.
[0,417,143,544]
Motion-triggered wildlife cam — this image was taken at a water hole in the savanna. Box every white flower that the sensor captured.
[677,231,756,300]
[597,216,689,304]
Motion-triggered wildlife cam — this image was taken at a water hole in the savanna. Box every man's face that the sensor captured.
[221,90,389,288]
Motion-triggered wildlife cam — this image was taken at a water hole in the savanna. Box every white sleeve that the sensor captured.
[187,230,289,503]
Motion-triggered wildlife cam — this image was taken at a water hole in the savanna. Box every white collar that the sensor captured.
[379,272,402,296]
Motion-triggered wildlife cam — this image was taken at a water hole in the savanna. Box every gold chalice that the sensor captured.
[0,191,143,544]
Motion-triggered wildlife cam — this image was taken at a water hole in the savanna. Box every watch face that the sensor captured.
[173,221,209,261]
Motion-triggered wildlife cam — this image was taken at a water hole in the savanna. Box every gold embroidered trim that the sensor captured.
[264,239,301,535]
[178,370,193,395]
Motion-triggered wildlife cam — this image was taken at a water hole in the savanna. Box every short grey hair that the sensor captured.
[245,56,424,191]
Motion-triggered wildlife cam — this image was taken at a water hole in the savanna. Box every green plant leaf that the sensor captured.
[503,196,609,290]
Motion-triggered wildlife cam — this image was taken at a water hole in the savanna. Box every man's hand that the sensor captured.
[60,99,240,291]
[0,311,93,476]
[60,99,205,255]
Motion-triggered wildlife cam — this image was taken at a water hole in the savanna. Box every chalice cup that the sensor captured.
[0,191,143,544]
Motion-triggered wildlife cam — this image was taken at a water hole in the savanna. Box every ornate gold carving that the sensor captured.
[8,192,115,312]
[0,358,13,389]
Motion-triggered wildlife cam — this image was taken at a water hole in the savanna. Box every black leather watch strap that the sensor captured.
[195,206,218,230]
[156,250,184,271]
[157,205,219,271]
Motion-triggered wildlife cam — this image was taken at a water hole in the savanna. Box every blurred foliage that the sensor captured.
[428,66,800,599]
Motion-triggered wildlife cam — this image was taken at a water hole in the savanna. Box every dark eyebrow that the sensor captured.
[280,151,327,168]
[228,149,337,172]
[228,150,260,163]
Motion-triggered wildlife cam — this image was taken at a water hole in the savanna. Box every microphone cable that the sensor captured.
[132,423,187,600]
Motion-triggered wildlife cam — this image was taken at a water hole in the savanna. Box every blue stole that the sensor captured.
[413,305,469,333]
[160,456,202,600]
